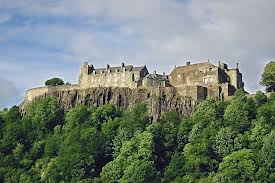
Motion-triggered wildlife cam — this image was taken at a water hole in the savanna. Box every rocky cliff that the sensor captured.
[21,87,197,120]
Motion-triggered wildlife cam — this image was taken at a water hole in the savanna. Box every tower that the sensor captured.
[79,62,93,88]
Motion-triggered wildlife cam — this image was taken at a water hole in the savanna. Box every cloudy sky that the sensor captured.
[0,0,274,109]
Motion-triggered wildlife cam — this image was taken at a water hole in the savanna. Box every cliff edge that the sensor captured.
[20,86,197,120]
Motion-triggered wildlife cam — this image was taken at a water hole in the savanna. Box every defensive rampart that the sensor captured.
[25,85,80,101]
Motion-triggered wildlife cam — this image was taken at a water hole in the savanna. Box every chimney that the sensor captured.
[221,63,228,70]
[237,62,239,69]
[90,64,94,70]
[106,64,110,69]
[122,62,125,68]
[163,72,166,76]
[218,61,221,67]
[186,61,191,66]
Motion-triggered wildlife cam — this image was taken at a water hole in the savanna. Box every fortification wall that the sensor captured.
[25,85,80,102]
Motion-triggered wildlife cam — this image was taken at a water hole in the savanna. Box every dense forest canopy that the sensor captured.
[0,89,274,182]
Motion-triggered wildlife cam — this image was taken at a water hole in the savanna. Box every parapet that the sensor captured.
[25,84,80,102]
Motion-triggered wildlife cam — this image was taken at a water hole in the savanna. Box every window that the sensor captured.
[132,74,135,81]
[204,78,208,84]
[204,77,213,84]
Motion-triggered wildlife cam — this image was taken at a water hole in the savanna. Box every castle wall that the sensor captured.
[225,69,244,89]
[169,62,219,87]
[218,67,230,83]
[207,85,221,100]
[79,63,148,89]
[25,85,79,102]
[142,77,167,87]
[88,70,141,88]
[176,85,207,102]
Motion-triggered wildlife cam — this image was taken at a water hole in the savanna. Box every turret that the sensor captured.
[79,62,91,88]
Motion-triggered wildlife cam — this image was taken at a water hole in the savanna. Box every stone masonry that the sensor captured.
[24,61,245,103]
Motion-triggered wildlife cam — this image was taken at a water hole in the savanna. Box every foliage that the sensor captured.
[215,149,256,182]
[254,91,268,106]
[45,77,64,86]
[261,61,275,92]
[0,91,274,182]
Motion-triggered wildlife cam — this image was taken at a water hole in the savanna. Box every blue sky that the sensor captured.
[0,0,274,109]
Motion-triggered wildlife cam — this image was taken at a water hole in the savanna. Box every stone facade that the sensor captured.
[79,62,149,89]
[142,71,171,87]
[24,61,245,103]
[169,61,244,100]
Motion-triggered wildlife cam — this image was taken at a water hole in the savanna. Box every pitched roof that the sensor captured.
[93,65,145,74]
[145,73,168,81]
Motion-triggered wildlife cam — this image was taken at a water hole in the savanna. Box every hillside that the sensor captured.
[0,90,274,182]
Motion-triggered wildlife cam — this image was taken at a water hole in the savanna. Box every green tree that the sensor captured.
[214,127,236,158]
[1,106,23,152]
[63,105,91,131]
[113,103,149,156]
[176,118,193,151]
[261,131,275,173]
[224,95,250,132]
[24,97,62,140]
[0,115,3,139]
[42,126,100,182]
[45,77,64,86]
[215,149,256,183]
[121,160,159,183]
[254,91,268,106]
[261,61,275,92]
[181,98,220,179]
[257,98,275,126]
[101,131,156,182]
[163,152,186,182]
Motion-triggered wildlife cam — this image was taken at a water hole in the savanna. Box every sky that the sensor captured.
[0,0,274,109]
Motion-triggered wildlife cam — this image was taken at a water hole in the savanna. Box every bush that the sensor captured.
[45,78,64,86]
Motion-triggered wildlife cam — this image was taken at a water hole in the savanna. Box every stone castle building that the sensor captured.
[169,61,244,101]
[24,61,244,102]
[77,61,243,101]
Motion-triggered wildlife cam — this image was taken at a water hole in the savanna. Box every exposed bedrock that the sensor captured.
[21,87,197,121]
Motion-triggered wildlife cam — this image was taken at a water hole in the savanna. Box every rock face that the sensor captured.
[21,87,197,121]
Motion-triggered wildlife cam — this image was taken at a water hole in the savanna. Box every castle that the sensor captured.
[24,61,244,102]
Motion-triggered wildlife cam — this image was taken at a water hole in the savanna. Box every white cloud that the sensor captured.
[0,0,274,94]
[0,14,11,24]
